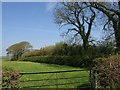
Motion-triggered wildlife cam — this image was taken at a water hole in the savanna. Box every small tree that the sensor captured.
[6,41,32,60]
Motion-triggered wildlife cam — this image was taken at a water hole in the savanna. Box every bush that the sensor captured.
[2,67,20,88]
[19,55,93,68]
[93,55,120,89]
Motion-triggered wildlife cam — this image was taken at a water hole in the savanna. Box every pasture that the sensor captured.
[2,59,90,88]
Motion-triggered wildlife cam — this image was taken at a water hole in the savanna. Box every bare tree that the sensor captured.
[90,2,120,52]
[54,2,96,50]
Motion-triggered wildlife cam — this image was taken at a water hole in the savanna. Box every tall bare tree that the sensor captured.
[54,2,96,50]
[90,2,120,52]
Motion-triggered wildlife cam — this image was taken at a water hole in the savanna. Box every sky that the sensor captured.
[2,2,103,56]
[2,2,64,56]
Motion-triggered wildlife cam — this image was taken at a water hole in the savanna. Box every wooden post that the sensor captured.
[56,73,58,89]
[90,68,96,90]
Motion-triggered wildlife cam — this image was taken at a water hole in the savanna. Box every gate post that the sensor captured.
[56,72,58,89]
[90,68,96,90]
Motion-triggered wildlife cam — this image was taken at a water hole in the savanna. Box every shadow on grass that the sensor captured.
[1,83,91,90]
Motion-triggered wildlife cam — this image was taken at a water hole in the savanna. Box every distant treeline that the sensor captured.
[22,42,115,57]
[19,42,115,68]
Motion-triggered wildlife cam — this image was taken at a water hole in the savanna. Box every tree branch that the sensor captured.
[68,28,80,33]
[90,2,118,22]
[86,6,96,39]
[93,2,120,15]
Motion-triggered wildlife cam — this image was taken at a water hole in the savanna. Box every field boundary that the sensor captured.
[20,69,91,89]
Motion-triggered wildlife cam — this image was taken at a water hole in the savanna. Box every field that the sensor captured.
[2,59,90,88]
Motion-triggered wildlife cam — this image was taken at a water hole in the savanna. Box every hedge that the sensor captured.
[2,67,20,88]
[19,55,94,68]
[93,55,120,89]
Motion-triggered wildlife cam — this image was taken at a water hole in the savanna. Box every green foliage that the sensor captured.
[2,67,20,88]
[6,41,32,61]
[94,55,120,89]
[19,55,93,68]
[21,42,68,57]
[21,41,115,58]
[20,41,115,68]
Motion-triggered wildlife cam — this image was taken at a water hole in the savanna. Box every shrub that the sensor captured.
[2,67,20,88]
[93,55,120,89]
[19,55,93,68]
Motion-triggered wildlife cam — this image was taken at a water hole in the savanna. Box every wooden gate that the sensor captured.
[19,69,91,89]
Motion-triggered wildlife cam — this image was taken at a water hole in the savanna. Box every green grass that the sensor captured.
[2,59,90,88]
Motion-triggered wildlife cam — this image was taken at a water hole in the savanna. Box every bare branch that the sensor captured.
[86,6,96,39]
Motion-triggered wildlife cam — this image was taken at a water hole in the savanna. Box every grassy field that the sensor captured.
[2,59,90,88]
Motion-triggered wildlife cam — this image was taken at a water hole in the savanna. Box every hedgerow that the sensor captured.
[2,67,20,88]
[19,55,93,68]
[93,55,120,89]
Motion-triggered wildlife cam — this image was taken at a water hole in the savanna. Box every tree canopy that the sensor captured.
[54,2,96,50]
[6,41,32,60]
[89,2,120,52]
[54,2,120,53]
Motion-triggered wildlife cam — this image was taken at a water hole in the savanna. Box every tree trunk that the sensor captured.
[115,2,120,53]
[113,21,120,53]
[83,38,89,51]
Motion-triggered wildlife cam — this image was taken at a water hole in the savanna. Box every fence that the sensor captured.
[19,69,91,89]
